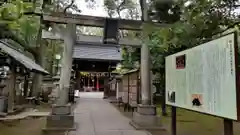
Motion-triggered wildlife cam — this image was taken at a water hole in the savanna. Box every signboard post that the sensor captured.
[165,32,239,135]
[171,106,177,135]
[224,119,233,135]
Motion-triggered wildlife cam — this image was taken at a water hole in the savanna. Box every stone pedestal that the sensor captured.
[130,104,166,130]
[42,104,76,134]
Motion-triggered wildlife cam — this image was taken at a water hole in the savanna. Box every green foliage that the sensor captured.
[148,0,181,23]
[119,0,240,74]
[45,40,63,75]
[147,0,239,74]
[121,47,133,69]
[1,1,23,21]
[103,0,138,18]
[0,0,41,57]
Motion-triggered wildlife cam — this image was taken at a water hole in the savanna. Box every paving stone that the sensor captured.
[96,130,122,135]
[73,92,151,135]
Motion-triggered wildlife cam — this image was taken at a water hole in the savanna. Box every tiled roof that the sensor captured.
[73,44,122,61]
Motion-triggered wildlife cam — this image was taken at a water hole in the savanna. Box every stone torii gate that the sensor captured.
[43,11,164,132]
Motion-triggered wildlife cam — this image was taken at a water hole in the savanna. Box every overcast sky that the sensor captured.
[75,0,107,17]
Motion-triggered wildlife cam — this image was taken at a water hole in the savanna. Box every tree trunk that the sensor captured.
[31,18,45,98]
[75,70,80,90]
[31,48,45,97]
[30,0,45,98]
[161,73,167,116]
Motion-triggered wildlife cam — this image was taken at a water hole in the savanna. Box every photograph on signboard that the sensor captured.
[167,91,176,103]
[176,54,186,69]
[165,32,239,120]
[191,94,203,107]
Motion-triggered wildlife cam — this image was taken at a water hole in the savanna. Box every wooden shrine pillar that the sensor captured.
[88,75,90,88]
[96,75,99,91]
[103,77,109,98]
[7,65,16,113]
[75,70,80,90]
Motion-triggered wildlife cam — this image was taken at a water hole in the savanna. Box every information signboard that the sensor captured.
[165,32,240,120]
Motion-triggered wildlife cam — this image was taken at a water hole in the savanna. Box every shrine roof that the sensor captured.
[0,41,49,75]
[73,44,122,61]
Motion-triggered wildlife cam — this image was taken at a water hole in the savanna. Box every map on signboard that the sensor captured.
[165,33,238,120]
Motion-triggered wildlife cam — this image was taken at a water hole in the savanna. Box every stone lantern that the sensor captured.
[0,66,9,114]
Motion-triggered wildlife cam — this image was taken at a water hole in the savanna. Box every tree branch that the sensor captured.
[23,11,42,16]
[215,20,240,35]
[63,0,75,14]
[116,0,126,18]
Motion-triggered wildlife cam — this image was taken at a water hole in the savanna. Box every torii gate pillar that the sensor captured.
[43,23,77,133]
[129,0,164,130]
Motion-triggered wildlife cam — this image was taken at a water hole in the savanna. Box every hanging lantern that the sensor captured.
[16,66,20,73]
[6,57,11,65]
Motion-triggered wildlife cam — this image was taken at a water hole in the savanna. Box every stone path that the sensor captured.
[70,92,151,135]
[78,92,104,99]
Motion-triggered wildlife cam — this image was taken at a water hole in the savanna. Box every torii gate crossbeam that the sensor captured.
[42,30,141,47]
[42,13,167,30]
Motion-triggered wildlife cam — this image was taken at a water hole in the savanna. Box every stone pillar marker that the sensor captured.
[43,23,77,133]
[130,0,164,130]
